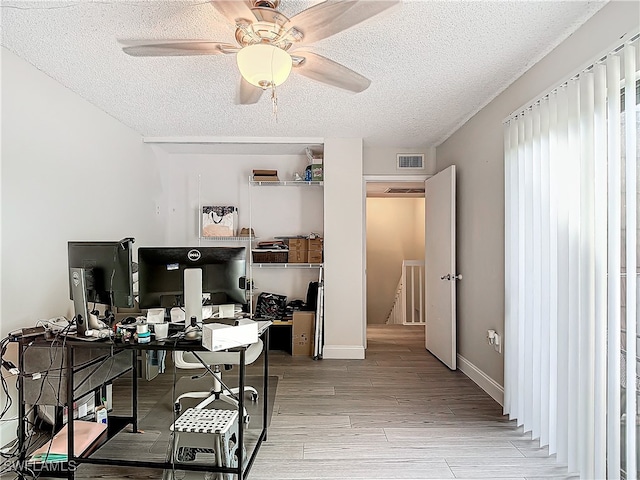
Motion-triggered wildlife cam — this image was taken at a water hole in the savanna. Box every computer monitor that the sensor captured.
[137,247,247,319]
[68,239,135,333]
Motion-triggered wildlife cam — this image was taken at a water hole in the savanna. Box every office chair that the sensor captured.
[173,339,264,423]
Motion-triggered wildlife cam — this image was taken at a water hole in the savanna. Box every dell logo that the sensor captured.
[187,249,201,262]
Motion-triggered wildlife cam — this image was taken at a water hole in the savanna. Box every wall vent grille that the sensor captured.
[397,154,424,169]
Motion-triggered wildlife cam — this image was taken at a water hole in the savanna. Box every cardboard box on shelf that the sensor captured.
[308,250,322,264]
[253,175,279,181]
[308,237,323,263]
[292,312,315,356]
[288,238,308,250]
[308,237,323,251]
[288,249,308,263]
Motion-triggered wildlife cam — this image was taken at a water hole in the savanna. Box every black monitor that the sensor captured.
[137,246,247,310]
[68,239,135,308]
[68,239,135,334]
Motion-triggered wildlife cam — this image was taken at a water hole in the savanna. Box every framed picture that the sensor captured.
[201,206,237,237]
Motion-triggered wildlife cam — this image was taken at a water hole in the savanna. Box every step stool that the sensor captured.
[164,408,241,480]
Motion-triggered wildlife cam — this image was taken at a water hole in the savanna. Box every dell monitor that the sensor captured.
[68,239,135,334]
[137,246,247,321]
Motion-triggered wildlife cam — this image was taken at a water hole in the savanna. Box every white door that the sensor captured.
[425,166,457,370]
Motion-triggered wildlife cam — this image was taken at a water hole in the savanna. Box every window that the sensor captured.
[503,34,639,479]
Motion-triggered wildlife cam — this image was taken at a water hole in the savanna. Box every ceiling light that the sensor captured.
[236,44,292,89]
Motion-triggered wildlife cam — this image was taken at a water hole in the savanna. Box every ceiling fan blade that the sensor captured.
[238,77,264,104]
[288,0,399,44]
[210,0,256,24]
[293,51,371,93]
[119,40,238,57]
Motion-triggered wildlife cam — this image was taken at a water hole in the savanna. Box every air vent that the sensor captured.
[385,188,425,194]
[397,154,424,169]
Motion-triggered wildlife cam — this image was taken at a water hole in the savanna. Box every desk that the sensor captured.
[13,328,269,480]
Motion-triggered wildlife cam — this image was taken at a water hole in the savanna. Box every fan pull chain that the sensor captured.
[271,84,279,122]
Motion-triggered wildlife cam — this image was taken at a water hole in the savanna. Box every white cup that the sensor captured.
[154,322,169,340]
[218,304,236,318]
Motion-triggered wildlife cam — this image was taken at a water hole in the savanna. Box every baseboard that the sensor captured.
[457,354,504,406]
[323,345,365,359]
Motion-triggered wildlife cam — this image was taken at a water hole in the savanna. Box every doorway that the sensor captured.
[363,175,429,346]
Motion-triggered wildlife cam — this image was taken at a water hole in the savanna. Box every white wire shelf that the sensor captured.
[199,236,256,241]
[249,180,323,186]
[252,263,323,269]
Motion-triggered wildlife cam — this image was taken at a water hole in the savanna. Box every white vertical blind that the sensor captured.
[593,63,608,480]
[623,43,637,480]
[504,34,639,479]
[547,92,559,456]
[578,71,595,479]
[606,53,622,480]
[539,99,551,448]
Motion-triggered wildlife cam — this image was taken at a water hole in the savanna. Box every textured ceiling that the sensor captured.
[1,0,606,149]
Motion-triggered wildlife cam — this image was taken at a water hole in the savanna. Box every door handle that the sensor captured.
[440,273,462,281]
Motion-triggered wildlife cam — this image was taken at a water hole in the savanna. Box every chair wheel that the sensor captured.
[251,393,259,402]
[174,402,182,414]
[243,414,250,426]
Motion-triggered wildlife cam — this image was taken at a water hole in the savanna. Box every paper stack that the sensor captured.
[29,421,107,463]
[252,169,279,181]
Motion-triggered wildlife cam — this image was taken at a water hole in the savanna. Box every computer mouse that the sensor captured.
[122,316,137,325]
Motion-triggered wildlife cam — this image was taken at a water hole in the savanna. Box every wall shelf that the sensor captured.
[249,180,323,187]
[200,236,256,241]
[246,145,324,329]
[252,263,323,269]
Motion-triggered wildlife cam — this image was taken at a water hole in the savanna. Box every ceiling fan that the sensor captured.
[119,0,399,104]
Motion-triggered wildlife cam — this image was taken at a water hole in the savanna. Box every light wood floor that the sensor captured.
[249,324,576,480]
[20,325,576,479]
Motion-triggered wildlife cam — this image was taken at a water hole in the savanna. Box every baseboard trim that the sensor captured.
[457,354,504,406]
[323,345,365,360]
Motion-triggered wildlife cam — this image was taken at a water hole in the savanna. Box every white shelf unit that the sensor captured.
[248,173,324,314]
[198,236,256,241]
[252,263,323,269]
[249,180,324,187]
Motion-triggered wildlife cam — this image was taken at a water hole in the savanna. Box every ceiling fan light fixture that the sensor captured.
[237,44,292,89]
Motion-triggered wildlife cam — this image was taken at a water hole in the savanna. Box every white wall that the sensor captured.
[364,146,436,175]
[0,48,164,444]
[323,138,365,359]
[436,1,640,390]
[366,198,425,324]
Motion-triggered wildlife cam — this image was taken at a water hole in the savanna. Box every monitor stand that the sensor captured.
[184,268,203,323]
[70,267,90,337]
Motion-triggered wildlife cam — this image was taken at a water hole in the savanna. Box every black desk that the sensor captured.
[13,328,269,480]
